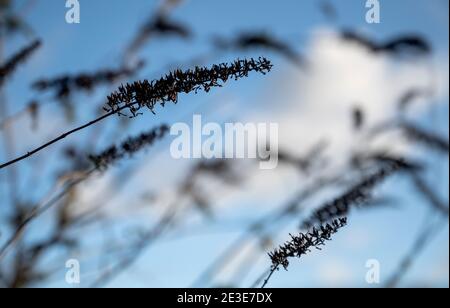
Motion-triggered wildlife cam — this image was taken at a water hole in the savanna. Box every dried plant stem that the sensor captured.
[300,159,412,229]
[411,174,449,216]
[0,40,41,87]
[1,122,170,259]
[260,266,278,288]
[0,111,114,170]
[1,104,20,204]
[259,218,347,288]
[90,200,181,288]
[0,57,272,170]
[0,106,31,130]
[250,267,272,288]
[192,174,339,287]
[0,34,22,221]
[384,217,447,288]
[0,168,95,260]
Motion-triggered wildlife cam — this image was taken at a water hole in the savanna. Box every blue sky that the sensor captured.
[1,0,448,288]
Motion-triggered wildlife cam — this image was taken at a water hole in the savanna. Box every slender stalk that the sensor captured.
[384,218,447,288]
[261,265,278,288]
[0,110,115,170]
[0,169,95,260]
[90,200,181,288]
[0,57,272,170]
[0,30,21,210]
[191,175,339,287]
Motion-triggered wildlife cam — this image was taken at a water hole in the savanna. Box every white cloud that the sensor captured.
[75,29,450,216]
[317,258,356,286]
[240,29,449,201]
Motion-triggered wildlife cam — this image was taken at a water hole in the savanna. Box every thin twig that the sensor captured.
[191,174,339,287]
[0,111,114,170]
[0,57,272,170]
[0,169,95,260]
[411,174,449,216]
[260,265,278,288]
[384,217,447,288]
[89,200,181,288]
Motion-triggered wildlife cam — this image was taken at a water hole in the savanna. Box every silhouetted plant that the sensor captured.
[138,15,190,40]
[32,61,145,100]
[261,218,347,288]
[341,31,431,56]
[398,88,433,111]
[88,124,169,170]
[277,141,328,173]
[0,57,272,170]
[0,0,34,37]
[271,218,347,270]
[0,99,39,131]
[318,0,338,21]
[401,122,449,154]
[0,0,447,290]
[214,32,304,67]
[301,159,415,229]
[411,174,449,216]
[366,153,424,172]
[105,57,273,117]
[352,106,365,130]
[385,218,447,288]
[0,39,41,87]
[126,0,189,58]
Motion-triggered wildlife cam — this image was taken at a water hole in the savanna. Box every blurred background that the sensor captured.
[0,0,448,288]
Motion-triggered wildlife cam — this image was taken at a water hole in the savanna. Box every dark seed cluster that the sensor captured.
[0,40,41,87]
[214,33,303,67]
[88,124,169,170]
[367,153,423,172]
[341,31,431,56]
[104,57,273,118]
[301,159,412,230]
[127,15,191,56]
[269,218,347,270]
[32,61,144,99]
[402,123,449,154]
